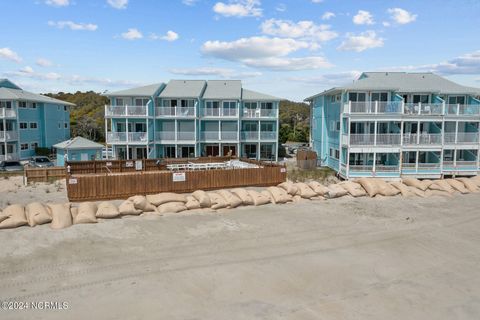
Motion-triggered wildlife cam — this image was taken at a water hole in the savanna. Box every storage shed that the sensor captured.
[53,137,103,166]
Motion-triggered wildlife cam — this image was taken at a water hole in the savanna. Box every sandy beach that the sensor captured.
[1,185,479,319]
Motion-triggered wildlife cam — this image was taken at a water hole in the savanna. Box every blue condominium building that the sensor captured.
[0,79,73,161]
[306,72,480,179]
[103,80,281,161]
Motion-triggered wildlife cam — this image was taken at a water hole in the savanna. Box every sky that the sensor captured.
[1,0,480,101]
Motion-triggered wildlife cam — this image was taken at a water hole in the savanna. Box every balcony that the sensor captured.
[242,109,276,118]
[401,163,441,172]
[347,133,401,146]
[156,131,175,141]
[0,131,18,141]
[403,103,443,115]
[446,104,480,116]
[200,131,239,141]
[0,154,19,161]
[155,107,195,117]
[105,105,148,117]
[203,108,238,117]
[0,108,16,118]
[106,132,148,144]
[260,131,276,140]
[346,101,402,114]
[177,131,195,141]
[221,131,238,140]
[241,131,259,140]
[402,133,442,145]
[444,132,479,144]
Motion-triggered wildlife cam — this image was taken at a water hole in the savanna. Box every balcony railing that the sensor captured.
[346,101,402,114]
[375,165,400,172]
[105,105,148,117]
[446,104,480,116]
[0,154,19,161]
[349,165,374,172]
[106,132,148,143]
[156,131,175,141]
[241,131,259,140]
[201,131,220,141]
[203,108,238,117]
[0,131,18,141]
[348,133,401,146]
[221,131,238,140]
[155,107,195,117]
[177,131,195,141]
[0,108,16,118]
[402,133,442,145]
[243,109,276,118]
[443,161,477,169]
[404,103,443,115]
[260,131,276,140]
[444,132,479,144]
[401,163,441,171]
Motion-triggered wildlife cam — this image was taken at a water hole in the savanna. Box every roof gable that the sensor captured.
[53,136,104,150]
[203,80,242,100]
[159,80,206,98]
[103,83,164,97]
[0,79,22,90]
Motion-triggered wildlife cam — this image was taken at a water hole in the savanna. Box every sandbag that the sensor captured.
[158,202,187,214]
[339,181,366,197]
[292,195,304,202]
[266,187,292,204]
[146,193,187,206]
[407,186,426,197]
[261,190,275,203]
[446,179,469,194]
[425,189,452,197]
[307,181,330,196]
[96,202,120,219]
[247,190,270,206]
[376,180,400,196]
[192,190,211,208]
[294,182,317,199]
[217,190,242,208]
[73,202,98,224]
[457,178,479,193]
[326,184,349,198]
[468,175,480,187]
[430,180,455,194]
[356,178,380,197]
[0,204,28,229]
[128,195,157,212]
[118,200,143,216]
[277,181,298,196]
[231,188,254,206]
[402,178,431,191]
[208,192,228,210]
[25,202,52,227]
[48,203,72,229]
[185,196,201,210]
[390,182,413,197]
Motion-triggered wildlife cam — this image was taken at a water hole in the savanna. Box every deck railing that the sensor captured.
[105,105,148,117]
[203,108,238,117]
[177,131,195,140]
[0,131,18,141]
[0,108,16,118]
[445,104,480,116]
[402,133,442,145]
[107,132,148,143]
[156,131,175,141]
[155,107,195,117]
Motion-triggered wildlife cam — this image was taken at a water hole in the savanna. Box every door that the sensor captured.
[81,153,89,161]
[223,145,236,156]
[205,145,219,156]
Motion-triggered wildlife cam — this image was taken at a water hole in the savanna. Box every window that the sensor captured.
[64,106,67,111]
[245,102,257,110]
[329,148,339,160]
[116,98,125,106]
[336,121,340,131]
[205,101,220,116]
[260,144,274,160]
[135,98,149,106]
[371,92,388,101]
[58,122,61,129]
[260,102,273,110]
[31,142,38,150]
[30,122,38,129]
[244,144,257,158]
[181,99,194,108]
[0,101,12,108]
[21,143,29,151]
[329,120,340,132]
[19,122,28,129]
[348,92,366,102]
[64,122,68,129]
[448,96,466,105]
[57,106,60,111]
[19,101,27,108]
[164,146,176,158]
[261,122,274,132]
[413,95,429,104]
[29,102,37,109]
[223,101,236,116]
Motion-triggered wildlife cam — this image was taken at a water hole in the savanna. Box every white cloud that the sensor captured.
[45,0,70,6]
[150,30,179,42]
[337,31,384,52]
[392,51,480,75]
[202,36,311,60]
[201,36,331,71]
[260,19,337,43]
[275,3,286,12]
[322,12,335,20]
[182,0,199,5]
[121,28,143,40]
[213,0,262,18]
[107,0,128,9]
[311,0,323,3]
[169,67,262,78]
[382,21,390,27]
[36,58,53,67]
[387,8,417,25]
[0,48,22,63]
[353,10,374,25]
[48,20,98,31]
[5,66,61,81]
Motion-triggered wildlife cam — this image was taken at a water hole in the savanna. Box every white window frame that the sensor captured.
[19,122,28,129]
[30,122,38,129]
[29,102,37,109]
[19,101,27,108]
[31,142,39,150]
[20,143,29,151]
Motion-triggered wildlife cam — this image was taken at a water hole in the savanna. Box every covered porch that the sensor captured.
[347,152,400,177]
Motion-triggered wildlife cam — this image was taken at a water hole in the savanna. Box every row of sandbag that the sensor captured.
[1,177,479,230]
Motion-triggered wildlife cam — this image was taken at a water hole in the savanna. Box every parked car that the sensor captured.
[0,161,24,171]
[29,156,54,168]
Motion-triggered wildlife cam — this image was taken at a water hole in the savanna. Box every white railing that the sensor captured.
[201,131,220,140]
[455,161,478,167]
[0,131,18,141]
[260,131,276,140]
[375,165,400,172]
[376,101,403,113]
[402,133,442,145]
[242,109,276,118]
[156,131,175,141]
[404,103,443,115]
[203,108,238,117]
[241,131,259,140]
[349,134,375,145]
[418,163,441,170]
[446,104,480,116]
[346,101,402,114]
[155,107,195,117]
[221,131,238,140]
[376,134,401,145]
[177,131,195,140]
[443,133,456,143]
[0,108,16,118]
[105,105,148,117]
[349,165,374,172]
[0,154,19,161]
[456,132,479,143]
[107,132,148,143]
[401,163,416,170]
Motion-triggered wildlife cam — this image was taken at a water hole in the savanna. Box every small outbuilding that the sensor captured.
[53,137,104,166]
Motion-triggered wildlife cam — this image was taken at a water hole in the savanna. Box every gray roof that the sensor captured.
[305,72,480,101]
[103,83,164,97]
[0,79,75,106]
[53,136,104,150]
[159,80,206,98]
[203,80,242,100]
[242,89,282,101]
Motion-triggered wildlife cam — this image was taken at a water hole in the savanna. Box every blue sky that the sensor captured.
[1,0,479,101]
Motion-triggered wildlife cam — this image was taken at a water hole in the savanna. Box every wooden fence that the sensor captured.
[296,150,318,169]
[66,164,287,201]
[25,167,66,183]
